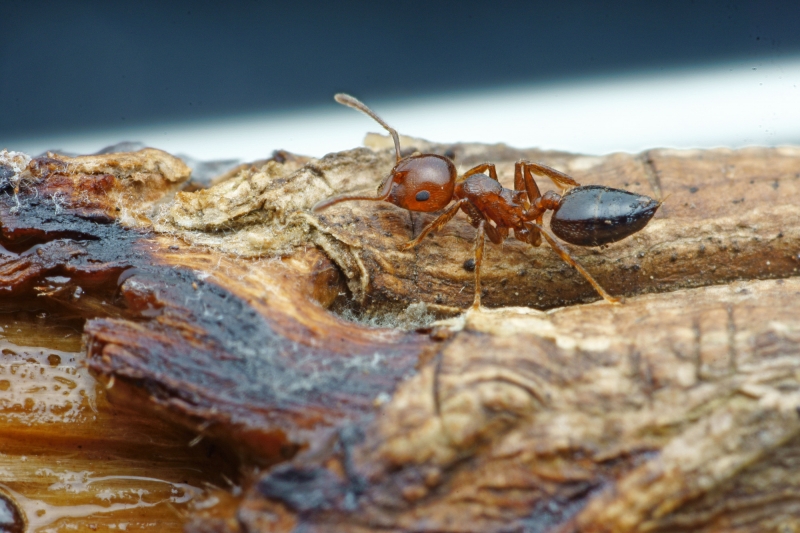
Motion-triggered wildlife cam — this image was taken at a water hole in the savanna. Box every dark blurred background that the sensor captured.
[2,0,799,141]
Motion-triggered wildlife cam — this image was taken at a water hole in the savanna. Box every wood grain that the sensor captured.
[0,139,799,532]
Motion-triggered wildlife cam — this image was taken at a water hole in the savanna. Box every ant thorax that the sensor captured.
[456,174,527,228]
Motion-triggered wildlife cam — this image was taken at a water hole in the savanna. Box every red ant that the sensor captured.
[313,94,660,309]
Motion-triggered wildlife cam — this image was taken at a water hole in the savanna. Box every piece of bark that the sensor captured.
[154,137,800,310]
[237,277,800,533]
[1,141,800,532]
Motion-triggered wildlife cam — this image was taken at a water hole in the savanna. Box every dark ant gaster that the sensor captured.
[313,94,661,309]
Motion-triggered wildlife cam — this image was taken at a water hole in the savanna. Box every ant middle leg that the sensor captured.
[530,222,621,304]
[471,220,487,309]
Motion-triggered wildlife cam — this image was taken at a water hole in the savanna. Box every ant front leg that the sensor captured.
[400,199,468,251]
[530,222,621,305]
[461,163,498,182]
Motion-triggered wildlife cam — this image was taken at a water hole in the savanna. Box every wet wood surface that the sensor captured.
[0,311,240,532]
[0,139,799,532]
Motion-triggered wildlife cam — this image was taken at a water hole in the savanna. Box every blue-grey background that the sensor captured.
[3,0,798,141]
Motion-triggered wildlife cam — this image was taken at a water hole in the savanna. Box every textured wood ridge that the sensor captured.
[0,139,798,532]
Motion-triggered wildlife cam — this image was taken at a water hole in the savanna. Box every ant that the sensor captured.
[313,94,660,309]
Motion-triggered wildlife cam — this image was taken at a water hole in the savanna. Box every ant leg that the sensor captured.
[515,161,542,205]
[531,222,621,304]
[461,163,498,182]
[463,201,507,241]
[469,218,504,310]
[517,221,543,247]
[461,201,486,228]
[483,222,507,244]
[471,220,487,310]
[400,199,467,251]
[524,162,581,191]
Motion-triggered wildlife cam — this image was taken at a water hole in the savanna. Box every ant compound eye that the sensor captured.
[415,190,431,202]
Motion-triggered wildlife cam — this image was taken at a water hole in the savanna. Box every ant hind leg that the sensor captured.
[531,222,621,305]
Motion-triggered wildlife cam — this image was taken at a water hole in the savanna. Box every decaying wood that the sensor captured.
[0,138,799,532]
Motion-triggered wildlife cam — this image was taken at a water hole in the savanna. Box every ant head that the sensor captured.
[384,154,456,212]
[312,94,456,214]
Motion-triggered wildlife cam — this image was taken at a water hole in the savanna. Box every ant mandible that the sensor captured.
[313,94,660,309]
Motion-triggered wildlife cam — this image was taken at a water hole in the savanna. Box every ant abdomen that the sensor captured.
[550,185,660,247]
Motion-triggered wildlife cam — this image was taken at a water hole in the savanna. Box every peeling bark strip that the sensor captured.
[1,143,800,532]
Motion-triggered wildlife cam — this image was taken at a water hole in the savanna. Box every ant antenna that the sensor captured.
[335,93,401,162]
